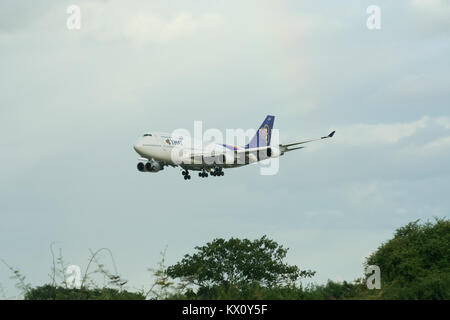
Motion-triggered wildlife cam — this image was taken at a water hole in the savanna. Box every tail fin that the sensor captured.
[245,115,275,149]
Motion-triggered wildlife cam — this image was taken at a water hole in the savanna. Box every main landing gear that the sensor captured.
[182,170,191,180]
[199,170,208,178]
[211,168,224,177]
[198,168,224,178]
[183,168,225,180]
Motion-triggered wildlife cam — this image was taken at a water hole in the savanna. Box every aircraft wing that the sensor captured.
[185,130,335,163]
[280,131,335,153]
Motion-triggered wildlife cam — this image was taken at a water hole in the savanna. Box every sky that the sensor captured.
[1,0,449,298]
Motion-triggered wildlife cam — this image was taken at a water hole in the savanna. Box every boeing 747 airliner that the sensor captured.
[133,115,335,180]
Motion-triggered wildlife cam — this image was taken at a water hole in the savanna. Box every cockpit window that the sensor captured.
[143,133,152,137]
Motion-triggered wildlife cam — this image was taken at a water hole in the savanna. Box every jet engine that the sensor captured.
[137,160,164,172]
[258,147,281,160]
[266,147,281,158]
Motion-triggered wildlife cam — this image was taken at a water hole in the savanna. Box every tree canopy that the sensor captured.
[365,218,450,299]
[166,235,315,288]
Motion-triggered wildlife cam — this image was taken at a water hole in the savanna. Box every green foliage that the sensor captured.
[307,279,381,300]
[24,285,145,300]
[167,280,379,300]
[166,236,315,289]
[2,246,136,300]
[3,219,449,300]
[365,218,450,299]
[145,247,176,299]
[380,273,450,300]
[166,220,450,300]
[1,259,32,296]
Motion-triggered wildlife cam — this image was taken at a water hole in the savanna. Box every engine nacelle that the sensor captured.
[137,160,164,172]
[258,147,281,160]
[137,162,146,172]
[146,160,164,172]
[267,147,281,158]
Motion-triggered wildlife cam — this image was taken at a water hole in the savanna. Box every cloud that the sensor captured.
[401,134,450,157]
[345,182,384,209]
[409,0,450,35]
[435,117,450,129]
[85,7,225,45]
[335,117,430,145]
[411,0,447,9]
[330,116,450,148]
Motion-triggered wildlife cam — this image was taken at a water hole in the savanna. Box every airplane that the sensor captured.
[133,115,335,180]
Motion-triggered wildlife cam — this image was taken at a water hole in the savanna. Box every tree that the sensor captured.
[166,236,315,289]
[365,218,450,299]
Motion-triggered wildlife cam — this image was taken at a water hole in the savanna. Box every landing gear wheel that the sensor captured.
[212,168,224,176]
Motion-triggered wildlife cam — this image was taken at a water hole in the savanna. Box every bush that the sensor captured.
[366,218,450,299]
[24,285,145,300]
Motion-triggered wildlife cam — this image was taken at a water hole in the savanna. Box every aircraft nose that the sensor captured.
[134,143,142,154]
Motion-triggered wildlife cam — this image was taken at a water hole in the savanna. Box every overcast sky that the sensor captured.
[1,0,449,297]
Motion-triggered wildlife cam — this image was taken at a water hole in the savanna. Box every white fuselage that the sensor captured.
[133,132,255,170]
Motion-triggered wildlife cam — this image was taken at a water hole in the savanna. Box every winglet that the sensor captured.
[321,131,336,139]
